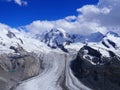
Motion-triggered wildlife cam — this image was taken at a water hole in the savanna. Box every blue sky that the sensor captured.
[0,0,98,27]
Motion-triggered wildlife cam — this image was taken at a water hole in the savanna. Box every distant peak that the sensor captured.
[106,31,120,37]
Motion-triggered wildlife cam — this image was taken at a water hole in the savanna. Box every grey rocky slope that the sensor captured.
[0,46,42,90]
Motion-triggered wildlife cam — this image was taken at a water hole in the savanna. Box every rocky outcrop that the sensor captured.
[6,31,16,39]
[70,45,120,90]
[0,46,41,90]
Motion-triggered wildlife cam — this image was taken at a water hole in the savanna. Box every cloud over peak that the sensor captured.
[27,0,120,35]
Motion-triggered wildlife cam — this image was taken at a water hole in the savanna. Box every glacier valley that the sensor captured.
[0,24,120,90]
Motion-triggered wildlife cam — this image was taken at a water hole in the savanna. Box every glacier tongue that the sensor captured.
[15,51,91,90]
[15,52,67,90]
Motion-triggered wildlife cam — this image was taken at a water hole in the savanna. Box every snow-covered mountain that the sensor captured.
[1,25,120,57]
[1,24,120,90]
[78,31,120,64]
[101,31,120,49]
[34,27,120,53]
[69,31,120,90]
[34,28,73,52]
[0,25,54,90]
[35,28,105,46]
[34,28,105,52]
[71,44,120,90]
[71,31,105,43]
[0,26,51,54]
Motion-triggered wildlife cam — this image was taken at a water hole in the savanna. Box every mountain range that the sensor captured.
[0,26,120,90]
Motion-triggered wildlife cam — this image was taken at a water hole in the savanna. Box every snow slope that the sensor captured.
[35,28,73,48]
[0,24,52,54]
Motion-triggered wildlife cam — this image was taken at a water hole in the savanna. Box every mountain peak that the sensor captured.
[106,31,120,37]
[35,28,73,52]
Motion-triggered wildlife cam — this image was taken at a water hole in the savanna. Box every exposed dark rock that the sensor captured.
[82,46,102,58]
[6,31,16,38]
[102,40,110,48]
[18,38,23,44]
[107,39,116,48]
[108,51,116,57]
[70,46,120,90]
[10,46,18,53]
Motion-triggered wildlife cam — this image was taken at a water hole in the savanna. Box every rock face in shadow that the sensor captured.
[70,45,120,90]
[0,46,41,90]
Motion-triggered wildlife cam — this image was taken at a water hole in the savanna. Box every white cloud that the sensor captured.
[7,0,27,6]
[98,0,120,8]
[14,0,27,6]
[65,15,77,21]
[78,0,120,27]
[26,21,54,34]
[25,19,107,35]
[77,5,110,15]
[23,0,120,35]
